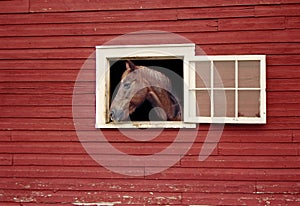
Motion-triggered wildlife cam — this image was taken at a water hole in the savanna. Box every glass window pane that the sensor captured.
[194,90,211,117]
[238,90,260,117]
[214,90,235,117]
[195,61,211,88]
[238,60,260,88]
[214,61,235,88]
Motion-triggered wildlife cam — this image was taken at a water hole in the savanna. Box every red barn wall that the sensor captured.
[0,0,300,205]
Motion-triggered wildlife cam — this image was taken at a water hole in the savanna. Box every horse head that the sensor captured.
[110,60,148,122]
[109,60,182,122]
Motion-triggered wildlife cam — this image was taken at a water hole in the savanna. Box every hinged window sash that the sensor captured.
[184,55,266,124]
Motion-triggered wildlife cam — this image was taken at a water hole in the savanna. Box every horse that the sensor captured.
[109,60,182,122]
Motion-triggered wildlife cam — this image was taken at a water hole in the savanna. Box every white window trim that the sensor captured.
[95,43,196,128]
[95,44,266,128]
[185,55,266,124]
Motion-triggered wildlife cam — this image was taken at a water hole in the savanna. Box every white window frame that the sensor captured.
[185,55,266,124]
[95,44,196,128]
[95,44,266,128]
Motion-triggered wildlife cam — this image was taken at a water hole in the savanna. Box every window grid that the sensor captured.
[188,55,265,123]
[235,60,238,119]
[210,60,214,118]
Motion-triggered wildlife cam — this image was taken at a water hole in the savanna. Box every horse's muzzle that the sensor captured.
[110,109,124,122]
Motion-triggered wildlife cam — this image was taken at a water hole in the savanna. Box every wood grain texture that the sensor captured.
[0,0,300,205]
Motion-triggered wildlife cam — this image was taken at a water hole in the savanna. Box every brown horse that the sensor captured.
[109,60,182,122]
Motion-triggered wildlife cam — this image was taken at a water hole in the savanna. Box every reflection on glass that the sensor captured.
[214,90,235,117]
[194,90,211,117]
[238,90,260,117]
[238,61,260,88]
[195,61,211,88]
[214,61,235,88]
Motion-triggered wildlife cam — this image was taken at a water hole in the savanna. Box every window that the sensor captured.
[185,55,266,124]
[95,44,266,128]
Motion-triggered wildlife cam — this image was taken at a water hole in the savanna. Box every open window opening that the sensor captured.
[109,58,183,122]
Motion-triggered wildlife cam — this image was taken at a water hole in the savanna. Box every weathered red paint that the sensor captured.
[0,0,300,205]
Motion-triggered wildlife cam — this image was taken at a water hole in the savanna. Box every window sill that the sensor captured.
[96,121,196,129]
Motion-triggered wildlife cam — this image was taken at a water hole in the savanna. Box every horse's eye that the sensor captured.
[123,82,131,89]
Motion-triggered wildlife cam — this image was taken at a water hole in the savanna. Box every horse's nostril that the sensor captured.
[110,109,123,122]
[110,110,115,120]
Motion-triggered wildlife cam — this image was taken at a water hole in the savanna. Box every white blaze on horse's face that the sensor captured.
[110,69,147,122]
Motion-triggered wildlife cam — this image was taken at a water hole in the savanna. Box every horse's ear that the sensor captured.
[126,60,137,71]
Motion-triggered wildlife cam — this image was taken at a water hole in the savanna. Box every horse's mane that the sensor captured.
[138,66,182,120]
[138,66,172,91]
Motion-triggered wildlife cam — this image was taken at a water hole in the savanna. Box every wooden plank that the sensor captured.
[0,59,93,70]
[178,6,255,20]
[268,66,300,79]
[0,55,297,70]
[200,43,300,55]
[218,142,298,156]
[260,117,300,130]
[0,94,93,106]
[0,131,11,141]
[0,0,29,14]
[0,9,178,25]
[255,4,300,17]
[0,94,73,106]
[0,19,218,37]
[268,92,300,104]
[0,106,80,118]
[256,181,300,194]
[29,0,300,13]
[0,141,214,156]
[0,82,91,94]
[0,118,77,131]
[182,192,298,205]
[268,54,300,66]
[0,69,94,82]
[219,17,285,31]
[0,165,143,179]
[181,155,300,168]
[178,0,300,8]
[0,154,12,166]
[1,29,300,49]
[13,154,181,167]
[11,131,78,142]
[0,35,113,49]
[1,166,300,181]
[0,189,182,205]
[179,3,300,20]
[13,154,99,166]
[0,142,85,154]
[146,167,300,181]
[10,129,291,143]
[268,79,300,91]
[294,130,300,142]
[268,104,300,117]
[29,0,180,12]
[188,29,300,45]
[286,17,300,29]
[30,0,140,12]
[219,130,293,143]
[0,48,94,60]
[0,178,255,193]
